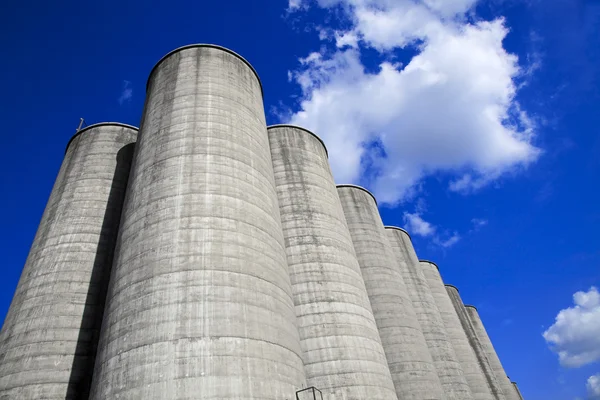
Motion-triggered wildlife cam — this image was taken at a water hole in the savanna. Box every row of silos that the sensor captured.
[0,44,524,400]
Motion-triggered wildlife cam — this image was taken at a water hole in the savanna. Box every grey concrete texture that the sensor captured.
[0,123,137,399]
[511,382,523,400]
[385,228,472,400]
[465,306,519,400]
[445,286,506,400]
[89,46,306,399]
[269,126,398,400]
[421,264,495,400]
[337,187,445,400]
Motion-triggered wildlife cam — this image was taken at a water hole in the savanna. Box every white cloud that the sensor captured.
[435,232,461,248]
[402,212,461,248]
[543,287,600,368]
[471,218,488,228]
[286,0,540,204]
[118,80,133,105]
[588,374,600,400]
[404,212,436,237]
[288,0,303,10]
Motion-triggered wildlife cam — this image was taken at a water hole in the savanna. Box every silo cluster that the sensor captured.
[0,44,524,400]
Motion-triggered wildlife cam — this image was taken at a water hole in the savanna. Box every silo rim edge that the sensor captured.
[464,304,478,310]
[267,124,329,158]
[146,44,264,97]
[419,259,439,270]
[65,122,139,153]
[336,184,377,205]
[444,284,460,293]
[384,226,411,239]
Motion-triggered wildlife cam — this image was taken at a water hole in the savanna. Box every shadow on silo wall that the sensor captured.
[67,143,135,399]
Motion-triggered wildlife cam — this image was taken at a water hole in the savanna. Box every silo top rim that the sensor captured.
[465,304,478,311]
[66,122,139,153]
[384,226,411,239]
[336,184,377,205]
[419,259,439,270]
[267,124,329,157]
[146,44,264,97]
[444,284,460,293]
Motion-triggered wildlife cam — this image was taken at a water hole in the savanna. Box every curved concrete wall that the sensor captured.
[385,228,472,400]
[421,265,494,400]
[0,123,137,399]
[89,46,306,399]
[446,286,505,400]
[466,306,519,400]
[337,189,444,400]
[269,126,397,400]
[511,382,523,400]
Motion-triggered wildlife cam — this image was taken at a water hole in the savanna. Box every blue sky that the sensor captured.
[0,0,599,398]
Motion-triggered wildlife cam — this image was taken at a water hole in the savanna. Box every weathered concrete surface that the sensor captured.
[337,187,444,400]
[0,123,137,399]
[89,45,306,399]
[511,382,523,400]
[269,126,398,400]
[421,263,494,400]
[466,306,519,400]
[385,228,472,400]
[446,286,505,400]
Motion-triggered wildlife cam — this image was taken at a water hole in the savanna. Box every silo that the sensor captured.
[385,228,472,400]
[511,382,523,400]
[420,261,495,400]
[336,185,444,400]
[89,45,306,399]
[269,126,398,400]
[445,285,505,400]
[465,306,519,400]
[0,123,137,399]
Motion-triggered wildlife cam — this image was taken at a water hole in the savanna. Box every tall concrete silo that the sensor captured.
[0,123,137,399]
[269,126,398,400]
[420,261,495,400]
[337,186,444,400]
[511,382,523,400]
[465,306,519,400]
[89,45,306,399]
[385,228,472,400]
[445,286,505,400]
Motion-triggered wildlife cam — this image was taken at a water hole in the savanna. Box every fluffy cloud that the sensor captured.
[588,374,600,400]
[404,212,436,237]
[118,80,133,105]
[402,211,461,248]
[287,0,540,204]
[543,287,600,368]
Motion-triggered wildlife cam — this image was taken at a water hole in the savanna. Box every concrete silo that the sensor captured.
[336,185,444,400]
[385,228,472,400]
[465,306,519,400]
[0,123,137,399]
[445,286,505,400]
[511,382,523,400]
[89,45,306,399]
[420,261,495,400]
[268,126,398,400]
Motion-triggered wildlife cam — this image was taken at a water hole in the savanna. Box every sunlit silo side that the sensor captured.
[89,45,306,400]
[337,186,444,400]
[511,382,523,400]
[420,261,494,400]
[385,228,472,400]
[0,123,137,399]
[269,126,398,400]
[465,306,519,400]
[445,286,505,400]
